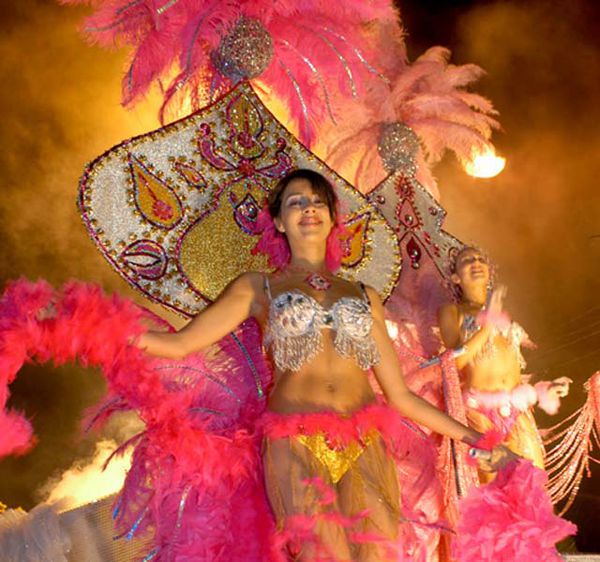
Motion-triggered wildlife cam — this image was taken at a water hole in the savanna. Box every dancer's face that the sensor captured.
[452,248,491,289]
[274,178,333,245]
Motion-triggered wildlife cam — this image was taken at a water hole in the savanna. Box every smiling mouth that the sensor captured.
[299,219,322,225]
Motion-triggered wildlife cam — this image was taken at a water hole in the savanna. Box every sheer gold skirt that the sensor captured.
[263,431,401,561]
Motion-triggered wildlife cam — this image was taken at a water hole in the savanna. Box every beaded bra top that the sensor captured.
[263,278,380,372]
[461,313,528,370]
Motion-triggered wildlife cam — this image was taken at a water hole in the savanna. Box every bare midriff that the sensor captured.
[261,274,377,415]
[266,331,377,415]
[464,333,522,392]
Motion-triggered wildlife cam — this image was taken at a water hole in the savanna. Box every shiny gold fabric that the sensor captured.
[296,431,374,485]
[263,433,400,561]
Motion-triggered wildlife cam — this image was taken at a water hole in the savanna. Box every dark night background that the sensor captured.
[0,0,599,553]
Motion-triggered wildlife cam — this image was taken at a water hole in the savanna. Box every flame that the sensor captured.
[464,147,506,178]
[44,440,132,510]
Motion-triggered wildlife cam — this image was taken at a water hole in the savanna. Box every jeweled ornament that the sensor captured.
[305,272,332,292]
[377,122,419,175]
[212,17,274,82]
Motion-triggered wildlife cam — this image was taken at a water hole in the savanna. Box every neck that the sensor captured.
[461,285,488,307]
[288,243,328,272]
[288,257,327,272]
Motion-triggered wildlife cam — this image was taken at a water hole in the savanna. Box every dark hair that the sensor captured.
[267,169,338,220]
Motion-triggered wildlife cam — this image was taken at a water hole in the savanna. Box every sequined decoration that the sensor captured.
[461,313,528,369]
[440,353,480,497]
[543,372,600,514]
[265,292,379,372]
[305,272,331,291]
[367,169,462,289]
[212,17,274,82]
[129,154,183,229]
[121,239,168,280]
[297,432,373,484]
[377,122,419,175]
[79,82,401,317]
[342,212,370,269]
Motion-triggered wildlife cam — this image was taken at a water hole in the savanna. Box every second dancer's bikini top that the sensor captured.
[461,312,528,370]
[263,277,380,372]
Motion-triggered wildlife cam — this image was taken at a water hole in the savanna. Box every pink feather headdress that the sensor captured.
[325,46,501,196]
[61,0,398,144]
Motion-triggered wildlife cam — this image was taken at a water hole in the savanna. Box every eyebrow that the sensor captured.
[284,191,321,199]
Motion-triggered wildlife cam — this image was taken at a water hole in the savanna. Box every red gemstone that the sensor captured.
[153,200,174,220]
[238,159,256,176]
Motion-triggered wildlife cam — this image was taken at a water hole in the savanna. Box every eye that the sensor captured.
[286,196,302,207]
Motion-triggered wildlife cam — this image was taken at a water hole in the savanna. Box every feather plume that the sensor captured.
[324,43,501,195]
[62,0,398,144]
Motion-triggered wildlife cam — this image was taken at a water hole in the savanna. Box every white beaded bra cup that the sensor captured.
[264,289,381,372]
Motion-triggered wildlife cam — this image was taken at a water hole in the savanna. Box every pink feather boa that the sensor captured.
[453,459,576,561]
[0,279,276,561]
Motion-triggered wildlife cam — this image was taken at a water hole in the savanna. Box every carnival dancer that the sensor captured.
[438,246,570,482]
[137,170,510,561]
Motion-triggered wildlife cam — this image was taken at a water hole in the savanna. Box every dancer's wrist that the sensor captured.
[461,429,482,447]
[476,309,511,331]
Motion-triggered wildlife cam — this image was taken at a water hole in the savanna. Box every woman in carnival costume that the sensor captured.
[137,168,511,561]
[438,246,571,481]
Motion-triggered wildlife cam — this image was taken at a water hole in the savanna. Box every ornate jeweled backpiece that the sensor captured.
[79,82,402,317]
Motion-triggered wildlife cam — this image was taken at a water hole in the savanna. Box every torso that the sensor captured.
[457,305,523,392]
[256,272,378,415]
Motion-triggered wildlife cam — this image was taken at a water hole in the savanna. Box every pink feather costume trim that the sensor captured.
[0,279,277,561]
[0,279,54,456]
[453,459,576,562]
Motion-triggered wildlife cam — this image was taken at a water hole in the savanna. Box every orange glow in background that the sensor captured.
[0,0,599,550]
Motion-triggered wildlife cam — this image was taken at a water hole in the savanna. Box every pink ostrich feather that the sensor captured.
[61,0,397,143]
[325,44,501,195]
[453,460,576,562]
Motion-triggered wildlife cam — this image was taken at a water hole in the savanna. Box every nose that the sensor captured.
[302,200,316,212]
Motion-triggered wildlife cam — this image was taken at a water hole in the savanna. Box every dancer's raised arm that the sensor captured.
[438,285,506,369]
[137,272,263,359]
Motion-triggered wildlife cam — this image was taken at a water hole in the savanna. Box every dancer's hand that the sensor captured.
[471,444,520,472]
[549,377,572,398]
[489,285,507,315]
